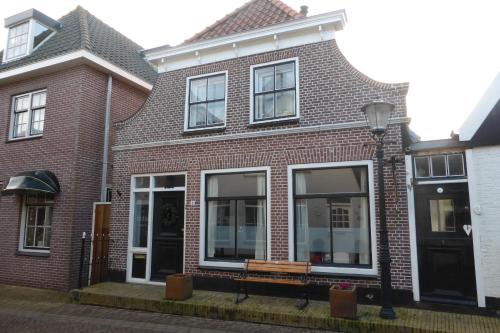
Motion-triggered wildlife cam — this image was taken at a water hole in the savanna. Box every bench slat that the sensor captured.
[235,277,307,285]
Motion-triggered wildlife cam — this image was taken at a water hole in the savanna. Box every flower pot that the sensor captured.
[165,274,193,301]
[329,285,357,319]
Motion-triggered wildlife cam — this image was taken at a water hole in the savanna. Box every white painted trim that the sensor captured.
[249,57,299,124]
[183,70,228,132]
[199,166,272,269]
[144,10,346,60]
[287,160,378,276]
[459,73,500,141]
[126,172,187,284]
[8,89,47,141]
[113,117,411,152]
[405,155,420,302]
[464,149,486,307]
[0,50,153,91]
[17,195,51,254]
[416,179,468,185]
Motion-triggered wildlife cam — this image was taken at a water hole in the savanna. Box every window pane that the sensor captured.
[295,167,367,195]
[207,200,235,258]
[448,154,464,176]
[25,226,35,247]
[430,199,455,232]
[207,101,225,125]
[275,90,295,117]
[255,93,274,120]
[31,92,47,108]
[296,198,331,263]
[154,175,185,188]
[296,197,371,266]
[132,253,146,279]
[32,21,50,49]
[15,96,29,111]
[415,157,430,178]
[43,228,51,248]
[275,62,295,90]
[36,207,46,226]
[189,103,207,128]
[14,111,29,137]
[431,155,447,177]
[134,177,150,189]
[27,207,37,226]
[207,75,225,100]
[190,78,207,103]
[35,227,45,248]
[132,192,149,247]
[31,108,45,135]
[254,66,274,93]
[207,172,266,197]
[236,199,266,260]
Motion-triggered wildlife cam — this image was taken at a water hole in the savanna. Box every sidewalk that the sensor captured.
[71,282,500,333]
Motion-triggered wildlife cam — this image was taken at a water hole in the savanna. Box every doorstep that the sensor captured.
[70,282,500,333]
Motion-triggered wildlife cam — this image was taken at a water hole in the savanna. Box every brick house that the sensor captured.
[0,7,156,290]
[109,0,413,303]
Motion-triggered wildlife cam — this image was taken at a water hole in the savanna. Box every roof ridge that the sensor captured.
[184,0,304,44]
[76,6,91,50]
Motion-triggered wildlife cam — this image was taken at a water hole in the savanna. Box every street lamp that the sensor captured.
[361,100,396,320]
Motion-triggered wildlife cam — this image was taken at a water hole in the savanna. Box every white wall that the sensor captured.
[467,146,500,303]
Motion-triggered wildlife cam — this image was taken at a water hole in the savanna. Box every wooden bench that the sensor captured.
[234,260,311,309]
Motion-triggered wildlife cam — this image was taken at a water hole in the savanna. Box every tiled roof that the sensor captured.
[184,0,305,43]
[0,6,157,84]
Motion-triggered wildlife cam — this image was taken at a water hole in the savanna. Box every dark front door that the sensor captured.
[151,191,184,281]
[415,183,476,305]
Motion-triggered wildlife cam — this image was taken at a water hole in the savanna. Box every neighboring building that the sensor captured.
[0,7,156,291]
[406,74,500,309]
[109,0,413,303]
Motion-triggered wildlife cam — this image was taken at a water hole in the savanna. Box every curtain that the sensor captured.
[359,168,370,264]
[295,172,309,262]
[206,176,219,258]
[254,174,266,260]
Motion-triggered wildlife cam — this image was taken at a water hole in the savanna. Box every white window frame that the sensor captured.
[9,89,47,141]
[199,166,271,269]
[18,195,52,253]
[126,172,187,285]
[413,153,466,179]
[184,70,228,132]
[2,19,55,64]
[287,161,378,276]
[249,57,300,124]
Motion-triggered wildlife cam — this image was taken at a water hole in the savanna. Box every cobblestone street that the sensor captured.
[0,297,331,333]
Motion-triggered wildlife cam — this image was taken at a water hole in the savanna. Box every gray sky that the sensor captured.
[2,0,499,140]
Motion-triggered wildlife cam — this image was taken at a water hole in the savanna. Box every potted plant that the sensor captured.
[329,282,357,319]
[165,274,193,301]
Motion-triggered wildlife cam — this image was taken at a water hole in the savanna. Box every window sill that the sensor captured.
[6,135,43,143]
[182,127,226,136]
[248,118,299,128]
[16,250,50,257]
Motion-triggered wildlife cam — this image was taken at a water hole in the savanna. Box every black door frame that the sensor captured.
[150,190,185,281]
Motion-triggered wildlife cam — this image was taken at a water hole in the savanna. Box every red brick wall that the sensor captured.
[110,40,411,291]
[0,65,148,291]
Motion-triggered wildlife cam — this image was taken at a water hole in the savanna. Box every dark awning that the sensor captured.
[1,170,60,195]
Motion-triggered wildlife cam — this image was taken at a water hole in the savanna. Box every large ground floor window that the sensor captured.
[205,171,267,261]
[290,162,375,273]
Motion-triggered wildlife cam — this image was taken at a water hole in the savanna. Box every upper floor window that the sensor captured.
[5,22,29,61]
[251,58,299,123]
[414,153,465,178]
[10,90,47,140]
[185,72,227,131]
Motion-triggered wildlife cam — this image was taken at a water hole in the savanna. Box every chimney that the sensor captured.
[300,5,308,16]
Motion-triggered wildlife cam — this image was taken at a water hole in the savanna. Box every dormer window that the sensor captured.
[3,9,60,63]
[5,22,29,61]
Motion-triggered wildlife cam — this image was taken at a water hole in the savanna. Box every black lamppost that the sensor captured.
[361,100,396,319]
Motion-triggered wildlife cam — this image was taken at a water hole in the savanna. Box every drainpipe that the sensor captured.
[100,75,113,202]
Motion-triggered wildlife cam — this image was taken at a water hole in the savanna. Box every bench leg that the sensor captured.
[296,289,309,310]
[235,282,249,304]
